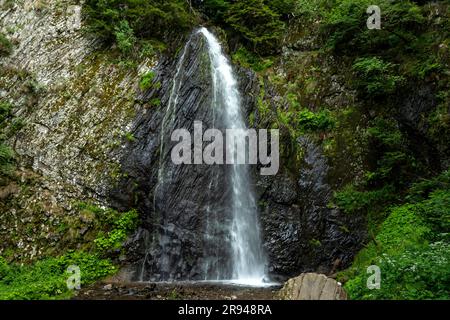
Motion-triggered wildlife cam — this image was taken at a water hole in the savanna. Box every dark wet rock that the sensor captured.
[394,84,442,171]
[257,137,365,279]
[112,31,236,281]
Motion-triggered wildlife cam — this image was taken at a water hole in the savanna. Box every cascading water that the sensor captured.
[146,27,268,285]
[198,28,267,285]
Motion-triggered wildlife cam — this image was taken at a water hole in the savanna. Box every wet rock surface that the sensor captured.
[258,137,365,279]
[75,282,280,300]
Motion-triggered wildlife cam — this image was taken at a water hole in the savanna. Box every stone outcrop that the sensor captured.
[0,0,152,261]
[278,273,347,300]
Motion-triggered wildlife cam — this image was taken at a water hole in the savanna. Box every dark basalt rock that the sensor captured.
[257,137,365,280]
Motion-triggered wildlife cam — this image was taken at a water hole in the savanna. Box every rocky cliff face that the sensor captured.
[0,0,151,260]
[1,1,364,280]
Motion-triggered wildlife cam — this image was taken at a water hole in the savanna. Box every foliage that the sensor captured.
[225,0,285,54]
[341,185,450,300]
[139,70,157,91]
[0,101,13,125]
[0,203,139,300]
[0,32,13,56]
[407,169,450,202]
[365,117,419,190]
[323,0,425,55]
[345,241,450,300]
[194,0,231,23]
[420,189,450,238]
[334,184,396,215]
[0,144,14,176]
[91,207,138,253]
[123,131,136,142]
[83,0,193,55]
[0,101,15,176]
[114,20,136,56]
[232,46,273,72]
[266,0,296,18]
[297,109,336,132]
[0,252,116,300]
[352,57,404,97]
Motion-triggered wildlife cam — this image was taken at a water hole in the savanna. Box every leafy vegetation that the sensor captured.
[232,46,273,72]
[83,0,193,58]
[0,32,13,56]
[94,209,138,252]
[0,101,16,177]
[352,57,404,97]
[0,252,116,300]
[339,178,450,299]
[297,109,336,133]
[0,203,139,299]
[225,0,285,54]
[139,70,157,91]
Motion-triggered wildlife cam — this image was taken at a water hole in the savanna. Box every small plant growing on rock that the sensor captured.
[0,33,13,57]
[139,70,157,91]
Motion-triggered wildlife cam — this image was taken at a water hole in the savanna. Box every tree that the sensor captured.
[225,0,285,55]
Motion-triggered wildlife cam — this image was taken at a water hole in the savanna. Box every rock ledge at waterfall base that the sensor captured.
[278,273,347,300]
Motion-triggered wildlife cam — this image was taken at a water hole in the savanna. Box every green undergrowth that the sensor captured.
[0,252,116,300]
[338,170,450,299]
[0,204,139,300]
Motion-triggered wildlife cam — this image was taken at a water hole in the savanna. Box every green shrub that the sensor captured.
[376,204,431,251]
[225,0,285,55]
[352,57,404,96]
[421,190,450,237]
[334,184,396,215]
[297,109,336,132]
[123,131,136,142]
[341,186,450,300]
[0,32,13,56]
[0,252,116,300]
[407,169,450,202]
[232,47,273,72]
[150,98,161,107]
[114,20,136,56]
[0,143,15,175]
[0,101,13,124]
[323,0,425,55]
[94,209,138,252]
[345,241,450,300]
[194,0,231,23]
[84,0,192,50]
[139,70,157,91]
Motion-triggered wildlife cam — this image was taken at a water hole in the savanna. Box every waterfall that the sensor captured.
[146,27,268,285]
[199,28,267,285]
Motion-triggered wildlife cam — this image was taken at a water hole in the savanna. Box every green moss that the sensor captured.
[232,47,273,72]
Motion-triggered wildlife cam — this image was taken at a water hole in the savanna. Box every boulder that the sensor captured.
[278,273,347,300]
